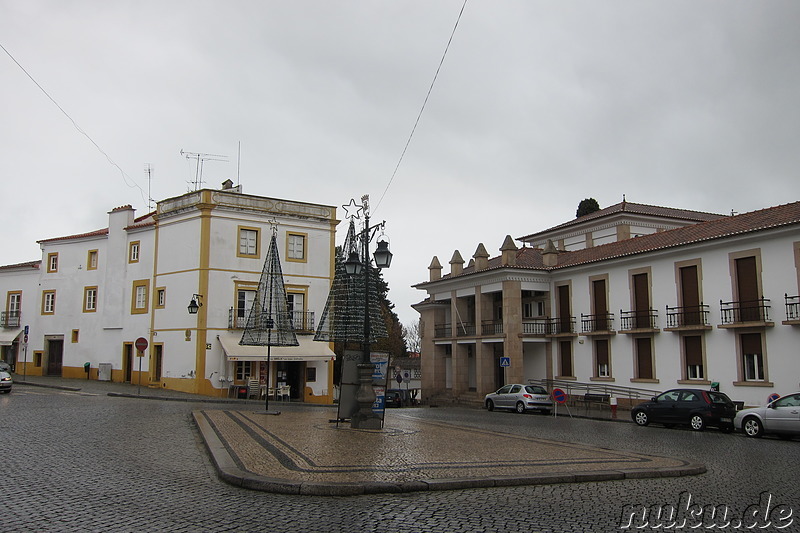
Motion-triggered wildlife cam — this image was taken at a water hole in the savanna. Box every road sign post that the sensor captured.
[135,337,148,395]
[551,388,573,418]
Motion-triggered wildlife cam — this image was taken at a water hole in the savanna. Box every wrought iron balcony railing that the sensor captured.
[228,308,315,334]
[1,310,20,328]
[720,298,771,325]
[580,312,615,333]
[786,294,800,321]
[548,316,576,335]
[481,320,503,336]
[619,309,659,330]
[665,304,710,328]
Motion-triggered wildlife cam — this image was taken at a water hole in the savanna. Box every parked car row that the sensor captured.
[484,384,800,440]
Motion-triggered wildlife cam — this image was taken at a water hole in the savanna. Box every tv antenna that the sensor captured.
[180,150,228,191]
[144,163,154,211]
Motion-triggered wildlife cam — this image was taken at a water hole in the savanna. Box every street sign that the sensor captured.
[135,337,148,352]
[396,373,403,384]
[552,388,568,404]
[499,357,510,367]
[768,393,780,404]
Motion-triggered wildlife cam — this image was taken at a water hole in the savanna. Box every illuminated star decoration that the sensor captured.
[342,198,363,221]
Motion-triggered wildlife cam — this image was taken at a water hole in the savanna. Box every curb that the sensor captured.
[191,411,706,497]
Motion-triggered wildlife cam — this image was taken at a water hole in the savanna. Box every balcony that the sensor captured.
[664,304,711,331]
[580,312,616,335]
[228,308,315,334]
[719,298,773,328]
[433,322,477,338]
[522,318,549,336]
[547,316,576,336]
[481,320,503,336]
[1,311,20,328]
[619,309,659,333]
[785,294,800,325]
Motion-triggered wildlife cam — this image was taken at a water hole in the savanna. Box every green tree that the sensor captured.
[576,198,601,218]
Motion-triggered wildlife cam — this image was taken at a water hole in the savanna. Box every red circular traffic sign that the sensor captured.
[552,388,568,404]
[135,337,148,352]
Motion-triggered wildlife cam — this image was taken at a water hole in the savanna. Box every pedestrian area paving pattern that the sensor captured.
[195,408,703,496]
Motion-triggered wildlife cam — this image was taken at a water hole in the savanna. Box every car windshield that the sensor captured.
[525,385,546,394]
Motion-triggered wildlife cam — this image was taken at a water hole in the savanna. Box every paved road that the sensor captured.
[2,384,798,532]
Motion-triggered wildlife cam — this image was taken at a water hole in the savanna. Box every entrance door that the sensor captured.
[123,343,133,382]
[46,339,63,376]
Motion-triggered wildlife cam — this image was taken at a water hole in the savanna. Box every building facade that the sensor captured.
[0,182,339,402]
[413,201,800,408]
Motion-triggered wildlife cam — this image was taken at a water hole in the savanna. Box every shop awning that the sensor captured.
[0,329,22,346]
[217,333,335,362]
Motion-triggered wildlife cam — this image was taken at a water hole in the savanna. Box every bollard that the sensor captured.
[610,396,618,419]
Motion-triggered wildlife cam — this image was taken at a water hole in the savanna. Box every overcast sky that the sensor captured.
[2,1,799,327]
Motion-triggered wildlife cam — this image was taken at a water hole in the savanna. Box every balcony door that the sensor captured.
[592,279,609,330]
[735,256,760,321]
[679,265,701,325]
[633,273,650,329]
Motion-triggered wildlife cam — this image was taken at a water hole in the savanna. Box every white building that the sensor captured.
[413,200,800,408]
[0,182,339,402]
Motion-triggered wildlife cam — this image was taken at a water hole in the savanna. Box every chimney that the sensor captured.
[429,256,442,281]
[542,239,558,267]
[450,250,464,276]
[473,243,489,270]
[500,235,517,266]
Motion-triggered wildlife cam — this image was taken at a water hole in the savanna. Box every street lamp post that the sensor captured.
[344,195,392,429]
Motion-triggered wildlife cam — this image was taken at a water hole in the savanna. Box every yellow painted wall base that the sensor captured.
[304,386,334,405]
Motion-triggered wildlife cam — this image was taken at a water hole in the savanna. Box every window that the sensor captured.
[42,290,56,315]
[47,253,59,273]
[236,361,255,381]
[741,332,765,381]
[683,335,704,380]
[87,250,98,270]
[595,338,610,378]
[286,233,307,262]
[558,340,573,378]
[131,280,150,314]
[634,337,654,380]
[71,329,79,343]
[155,288,166,309]
[238,227,259,258]
[236,287,257,327]
[129,241,140,263]
[306,366,317,382]
[5,292,21,326]
[83,287,98,313]
[287,290,307,329]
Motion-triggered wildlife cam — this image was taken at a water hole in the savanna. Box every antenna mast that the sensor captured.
[144,163,154,211]
[180,150,228,191]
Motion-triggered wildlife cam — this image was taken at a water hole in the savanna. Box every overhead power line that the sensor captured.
[0,42,147,204]
[374,0,468,213]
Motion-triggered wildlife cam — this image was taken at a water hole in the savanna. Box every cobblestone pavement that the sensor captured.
[3,378,800,532]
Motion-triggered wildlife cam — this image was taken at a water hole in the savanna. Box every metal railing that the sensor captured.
[528,378,661,407]
[0,310,20,328]
[228,308,315,334]
[481,320,503,336]
[720,298,771,324]
[619,309,659,330]
[580,312,615,333]
[548,316,576,335]
[786,294,800,321]
[665,304,710,328]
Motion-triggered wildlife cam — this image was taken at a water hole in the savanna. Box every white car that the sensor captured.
[734,392,800,439]
[0,370,12,393]
[484,384,552,414]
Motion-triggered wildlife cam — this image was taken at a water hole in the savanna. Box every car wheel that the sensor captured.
[742,416,764,438]
[486,400,494,412]
[633,410,649,426]
[690,415,706,431]
[515,401,526,414]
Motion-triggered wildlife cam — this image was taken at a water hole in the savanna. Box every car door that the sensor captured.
[493,385,513,408]
[506,385,523,408]
[764,394,800,434]
[649,390,682,424]
[677,390,702,424]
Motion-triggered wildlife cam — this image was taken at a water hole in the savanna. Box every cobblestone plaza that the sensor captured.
[3,379,798,532]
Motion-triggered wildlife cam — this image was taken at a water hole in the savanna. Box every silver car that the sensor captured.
[0,370,12,393]
[735,392,800,438]
[485,384,552,414]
